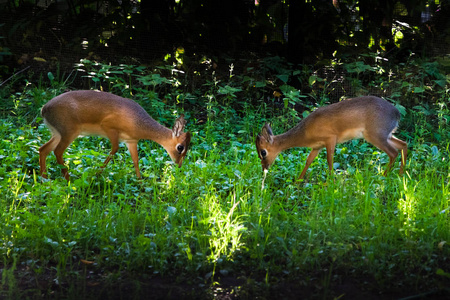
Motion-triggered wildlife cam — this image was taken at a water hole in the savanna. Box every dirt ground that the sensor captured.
[2,264,449,300]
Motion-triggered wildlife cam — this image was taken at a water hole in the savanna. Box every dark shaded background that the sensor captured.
[1,0,449,72]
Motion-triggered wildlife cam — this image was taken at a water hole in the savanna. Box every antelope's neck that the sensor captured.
[274,123,308,151]
[139,118,172,145]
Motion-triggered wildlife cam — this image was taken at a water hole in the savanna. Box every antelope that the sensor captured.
[39,90,191,180]
[255,96,407,180]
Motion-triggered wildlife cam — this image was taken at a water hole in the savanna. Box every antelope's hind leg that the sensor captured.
[388,136,408,175]
[39,135,60,179]
[52,131,80,180]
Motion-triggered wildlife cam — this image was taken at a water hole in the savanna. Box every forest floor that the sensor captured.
[6,265,450,300]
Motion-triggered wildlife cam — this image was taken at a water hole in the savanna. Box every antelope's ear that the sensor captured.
[184,131,192,149]
[260,123,274,144]
[255,134,262,147]
[173,115,187,137]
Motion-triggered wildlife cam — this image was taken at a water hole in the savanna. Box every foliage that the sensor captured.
[0,55,449,298]
[1,0,449,71]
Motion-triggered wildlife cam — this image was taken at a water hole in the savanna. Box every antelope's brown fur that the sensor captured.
[256,96,407,179]
[39,90,191,180]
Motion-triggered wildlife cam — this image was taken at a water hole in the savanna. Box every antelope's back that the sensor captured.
[42,90,152,126]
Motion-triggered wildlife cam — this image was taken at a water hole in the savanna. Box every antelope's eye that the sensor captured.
[260,149,267,158]
[177,145,184,153]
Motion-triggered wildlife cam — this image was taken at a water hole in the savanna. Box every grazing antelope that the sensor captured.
[39,90,191,180]
[255,96,407,180]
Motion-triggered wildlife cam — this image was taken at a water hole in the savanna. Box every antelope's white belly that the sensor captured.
[337,127,365,143]
[79,124,134,141]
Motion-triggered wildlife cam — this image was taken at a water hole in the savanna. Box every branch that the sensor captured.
[0,66,31,87]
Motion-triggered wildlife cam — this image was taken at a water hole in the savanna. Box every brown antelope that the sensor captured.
[255,96,407,180]
[39,90,191,180]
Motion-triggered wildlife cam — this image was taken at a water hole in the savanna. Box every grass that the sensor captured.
[1,55,450,297]
[1,102,449,299]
